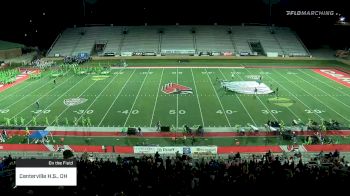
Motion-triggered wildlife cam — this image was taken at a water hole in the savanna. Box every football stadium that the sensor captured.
[1,0,350,195]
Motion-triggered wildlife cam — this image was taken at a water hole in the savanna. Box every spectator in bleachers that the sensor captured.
[0,151,349,195]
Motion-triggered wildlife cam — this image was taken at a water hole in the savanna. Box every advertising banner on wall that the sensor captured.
[133,146,218,155]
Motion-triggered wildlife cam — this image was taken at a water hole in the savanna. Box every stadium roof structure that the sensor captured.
[0,40,25,50]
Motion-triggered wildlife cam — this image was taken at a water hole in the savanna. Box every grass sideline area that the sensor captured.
[5,134,349,146]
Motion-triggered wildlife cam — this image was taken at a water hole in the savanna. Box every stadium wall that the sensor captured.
[91,56,314,60]
[0,48,22,59]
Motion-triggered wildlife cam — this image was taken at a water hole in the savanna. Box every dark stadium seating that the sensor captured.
[0,150,349,195]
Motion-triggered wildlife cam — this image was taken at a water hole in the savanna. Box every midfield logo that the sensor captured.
[162,83,193,95]
[64,98,88,106]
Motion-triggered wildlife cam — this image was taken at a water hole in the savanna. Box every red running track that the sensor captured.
[5,130,350,138]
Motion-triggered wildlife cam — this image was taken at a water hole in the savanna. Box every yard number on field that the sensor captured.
[141,72,153,75]
[202,71,214,74]
[169,110,186,115]
[117,110,139,115]
[305,109,325,114]
[0,109,9,113]
[216,110,237,114]
[261,110,281,114]
[31,110,51,114]
[73,110,94,115]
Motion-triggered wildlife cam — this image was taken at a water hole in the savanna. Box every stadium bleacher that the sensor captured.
[0,150,348,195]
[274,27,311,57]
[47,25,311,57]
[121,26,160,54]
[195,26,235,54]
[102,26,124,56]
[160,26,195,55]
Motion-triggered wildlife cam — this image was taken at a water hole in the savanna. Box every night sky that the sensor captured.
[0,0,349,49]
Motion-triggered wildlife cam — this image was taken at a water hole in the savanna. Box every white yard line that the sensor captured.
[123,68,151,127]
[204,68,232,127]
[9,74,75,120]
[218,68,257,126]
[97,70,136,126]
[51,80,99,125]
[0,75,45,103]
[297,69,350,108]
[25,75,90,125]
[274,70,350,123]
[298,69,350,97]
[176,67,179,129]
[260,68,315,120]
[149,68,165,127]
[76,74,119,122]
[5,73,72,110]
[242,69,279,121]
[299,69,350,97]
[190,68,205,126]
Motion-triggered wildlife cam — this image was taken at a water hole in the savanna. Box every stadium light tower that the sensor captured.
[82,0,86,18]
[262,0,280,26]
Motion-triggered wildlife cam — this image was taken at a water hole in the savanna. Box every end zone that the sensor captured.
[313,69,350,88]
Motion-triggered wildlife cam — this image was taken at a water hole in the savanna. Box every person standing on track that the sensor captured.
[156,121,161,131]
[138,127,142,136]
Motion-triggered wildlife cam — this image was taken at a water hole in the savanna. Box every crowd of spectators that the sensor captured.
[30,59,54,69]
[64,54,91,64]
[1,150,349,195]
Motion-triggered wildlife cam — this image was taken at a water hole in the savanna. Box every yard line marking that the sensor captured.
[218,68,257,126]
[204,68,231,127]
[274,70,350,123]
[242,69,279,121]
[260,68,311,120]
[76,74,120,122]
[25,74,90,125]
[190,68,205,126]
[298,69,350,103]
[123,68,151,127]
[98,70,136,126]
[9,74,75,120]
[294,72,350,109]
[0,74,48,103]
[149,68,165,127]
[51,79,99,125]
[176,67,179,129]
[4,72,71,110]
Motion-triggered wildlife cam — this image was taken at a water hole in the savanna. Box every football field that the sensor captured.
[1,66,350,130]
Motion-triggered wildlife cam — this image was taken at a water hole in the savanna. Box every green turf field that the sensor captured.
[1,65,350,129]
